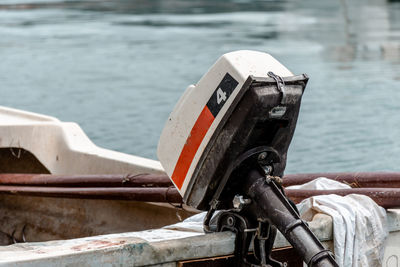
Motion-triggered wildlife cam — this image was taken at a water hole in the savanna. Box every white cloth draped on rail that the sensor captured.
[287,177,388,267]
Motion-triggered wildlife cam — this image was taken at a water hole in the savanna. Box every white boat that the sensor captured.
[0,106,399,266]
[0,105,197,244]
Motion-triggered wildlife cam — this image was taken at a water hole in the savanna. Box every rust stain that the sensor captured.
[71,240,127,251]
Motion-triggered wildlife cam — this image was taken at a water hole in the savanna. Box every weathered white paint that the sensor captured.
[0,209,398,266]
[0,230,235,266]
[384,209,400,267]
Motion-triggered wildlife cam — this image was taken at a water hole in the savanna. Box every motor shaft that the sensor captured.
[245,170,339,267]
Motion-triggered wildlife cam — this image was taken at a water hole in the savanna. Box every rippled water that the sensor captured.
[1,0,400,174]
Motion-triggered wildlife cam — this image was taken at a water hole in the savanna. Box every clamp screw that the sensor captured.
[233,195,251,210]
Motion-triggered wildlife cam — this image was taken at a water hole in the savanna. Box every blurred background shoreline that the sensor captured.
[1,0,400,174]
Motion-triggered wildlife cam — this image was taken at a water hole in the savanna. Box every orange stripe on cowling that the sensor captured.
[171,106,215,190]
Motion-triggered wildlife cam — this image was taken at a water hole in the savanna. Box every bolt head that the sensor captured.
[258,152,267,160]
[227,216,235,226]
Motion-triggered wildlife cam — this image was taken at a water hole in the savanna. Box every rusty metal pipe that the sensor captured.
[0,183,399,208]
[1,173,400,208]
[0,186,182,203]
[3,172,400,189]
[285,188,400,208]
[283,172,400,188]
[0,173,173,187]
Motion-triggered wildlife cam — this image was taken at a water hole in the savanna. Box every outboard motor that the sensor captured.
[158,50,338,267]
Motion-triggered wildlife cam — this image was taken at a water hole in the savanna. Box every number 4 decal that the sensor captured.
[216,88,227,104]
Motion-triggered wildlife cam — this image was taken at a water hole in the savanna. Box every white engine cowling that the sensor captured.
[157,50,292,197]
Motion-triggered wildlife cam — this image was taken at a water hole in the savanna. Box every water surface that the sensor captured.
[1,0,400,174]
